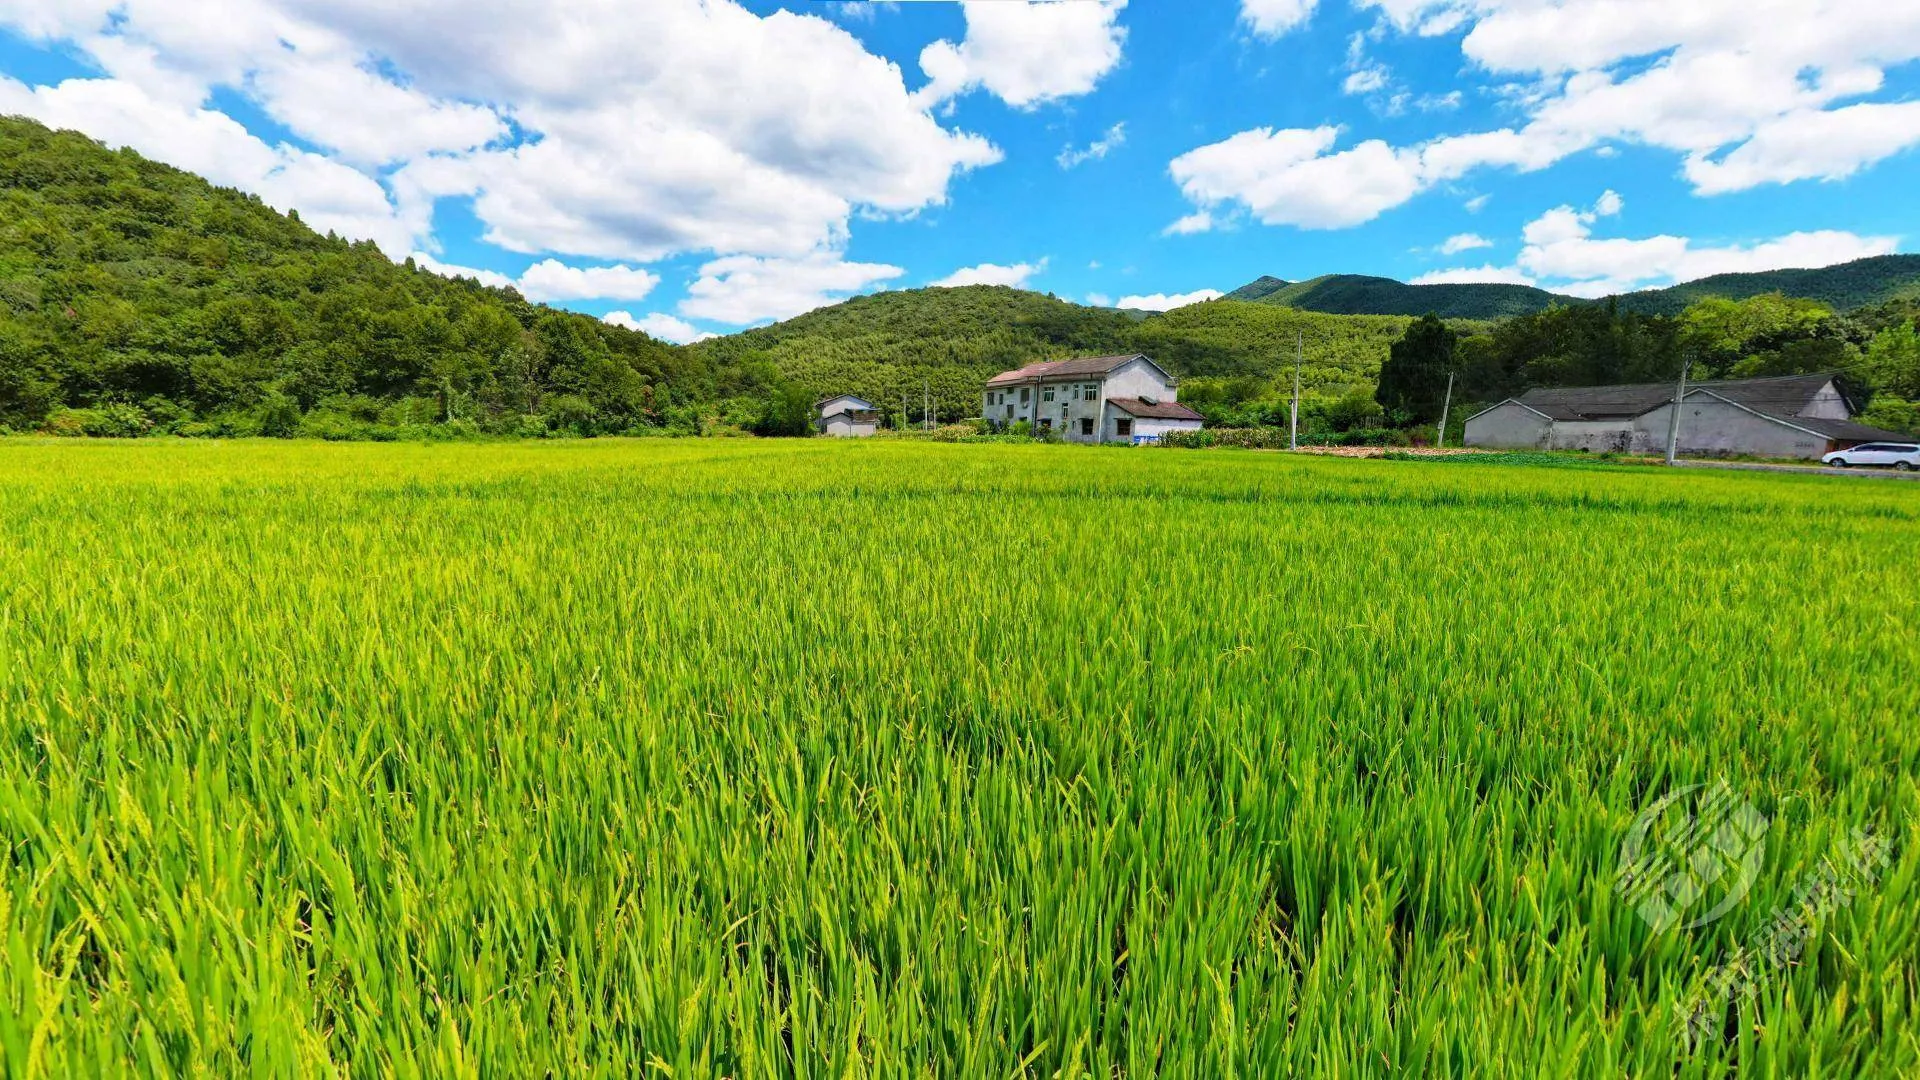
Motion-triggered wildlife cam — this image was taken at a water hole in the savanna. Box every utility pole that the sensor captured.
[923,379,930,431]
[1437,371,1455,450]
[1664,357,1691,465]
[1290,331,1302,451]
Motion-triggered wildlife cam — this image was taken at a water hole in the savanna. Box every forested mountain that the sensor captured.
[1250,275,1566,319]
[1611,256,1920,315]
[694,287,1453,420]
[0,116,729,436]
[1222,276,1290,302]
[1225,257,1920,320]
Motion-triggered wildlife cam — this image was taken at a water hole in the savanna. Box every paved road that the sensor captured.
[1674,460,1920,481]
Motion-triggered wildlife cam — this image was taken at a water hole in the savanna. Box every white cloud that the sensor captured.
[1686,101,1920,194]
[1438,233,1493,255]
[1175,1,1920,229]
[1086,292,1114,307]
[514,260,661,303]
[680,252,905,325]
[918,0,1128,110]
[931,260,1047,289]
[1058,122,1127,169]
[603,311,717,344]
[1419,191,1900,298]
[1163,210,1215,236]
[1241,0,1319,39]
[1411,265,1538,286]
[411,252,514,289]
[411,253,659,303]
[1169,126,1424,230]
[1117,289,1224,311]
[0,0,1005,267]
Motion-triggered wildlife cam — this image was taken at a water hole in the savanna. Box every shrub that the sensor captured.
[257,394,301,439]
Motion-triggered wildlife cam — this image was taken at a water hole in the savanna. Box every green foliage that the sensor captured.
[691,289,1444,423]
[1863,323,1920,399]
[1615,254,1920,315]
[0,116,701,436]
[1252,274,1564,319]
[1375,314,1457,424]
[1228,257,1920,320]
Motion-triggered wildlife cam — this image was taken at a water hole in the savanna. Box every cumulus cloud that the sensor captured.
[603,311,717,344]
[680,253,905,325]
[1241,0,1319,38]
[515,260,661,303]
[410,253,659,302]
[918,0,1128,110]
[1174,0,1920,229]
[1058,122,1127,169]
[1117,289,1224,311]
[1419,191,1899,298]
[1412,265,1538,286]
[1438,233,1493,255]
[1169,126,1423,230]
[931,260,1047,289]
[1163,210,1215,236]
[0,0,1005,268]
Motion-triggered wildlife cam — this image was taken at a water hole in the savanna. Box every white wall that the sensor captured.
[1548,420,1636,453]
[1102,358,1177,402]
[1635,400,1828,458]
[1464,403,1551,449]
[1799,381,1849,420]
[1131,417,1202,443]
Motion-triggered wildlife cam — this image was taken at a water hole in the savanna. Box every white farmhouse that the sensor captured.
[815,395,880,438]
[982,354,1203,444]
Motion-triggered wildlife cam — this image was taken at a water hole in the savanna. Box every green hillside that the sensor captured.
[1229,256,1920,321]
[0,115,718,436]
[1221,275,1290,302]
[1255,274,1564,319]
[693,288,1453,419]
[1612,255,1920,315]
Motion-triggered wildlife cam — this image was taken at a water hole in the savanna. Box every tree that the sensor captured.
[1864,323,1920,399]
[1376,314,1457,424]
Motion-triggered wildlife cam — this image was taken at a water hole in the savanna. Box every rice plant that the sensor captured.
[1,439,1915,1077]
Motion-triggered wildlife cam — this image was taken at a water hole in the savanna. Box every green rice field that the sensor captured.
[1,439,1916,1077]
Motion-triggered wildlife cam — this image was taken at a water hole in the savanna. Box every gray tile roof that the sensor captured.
[1109,397,1204,420]
[1515,373,1843,421]
[1789,416,1915,443]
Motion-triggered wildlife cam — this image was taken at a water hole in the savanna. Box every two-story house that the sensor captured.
[981,354,1203,444]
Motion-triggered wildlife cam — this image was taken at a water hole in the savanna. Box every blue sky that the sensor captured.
[2,1,1917,341]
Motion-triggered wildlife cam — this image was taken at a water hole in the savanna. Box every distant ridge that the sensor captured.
[1222,276,1290,302]
[1228,255,1920,320]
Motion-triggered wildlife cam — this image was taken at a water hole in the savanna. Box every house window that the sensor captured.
[1005,405,1014,420]
[1082,384,1098,402]
[1042,388,1055,402]
[1079,417,1094,436]
[1040,418,1053,430]
[1116,418,1133,438]
[1020,388,1030,404]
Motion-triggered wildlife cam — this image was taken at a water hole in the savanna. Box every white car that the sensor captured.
[1824,442,1920,470]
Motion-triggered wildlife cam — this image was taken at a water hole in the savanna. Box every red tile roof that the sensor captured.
[985,354,1148,387]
